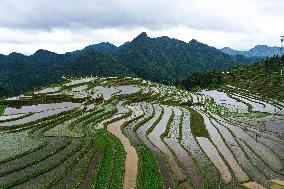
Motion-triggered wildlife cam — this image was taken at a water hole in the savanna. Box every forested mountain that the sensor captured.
[0,50,134,96]
[221,45,281,58]
[69,42,119,57]
[116,32,253,83]
[0,32,256,96]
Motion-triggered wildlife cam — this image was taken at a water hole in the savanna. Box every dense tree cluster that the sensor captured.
[263,55,284,72]
[180,72,224,90]
[0,87,7,97]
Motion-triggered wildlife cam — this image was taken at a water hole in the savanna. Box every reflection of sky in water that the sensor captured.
[231,94,280,114]
[92,85,141,100]
[1,106,79,126]
[116,101,128,114]
[35,87,60,94]
[4,102,80,115]
[92,86,119,100]
[200,90,248,113]
[65,78,94,86]
[116,86,140,95]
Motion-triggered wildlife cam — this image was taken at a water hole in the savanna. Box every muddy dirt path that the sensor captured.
[271,179,284,186]
[107,118,138,189]
[243,181,266,189]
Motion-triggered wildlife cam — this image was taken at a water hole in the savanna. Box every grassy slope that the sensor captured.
[181,56,284,100]
[224,57,284,100]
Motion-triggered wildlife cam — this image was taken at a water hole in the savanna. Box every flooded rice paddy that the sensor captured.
[0,77,283,189]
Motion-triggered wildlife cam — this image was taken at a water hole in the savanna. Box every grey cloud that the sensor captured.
[0,0,256,32]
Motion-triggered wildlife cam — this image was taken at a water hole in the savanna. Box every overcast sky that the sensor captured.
[0,0,283,55]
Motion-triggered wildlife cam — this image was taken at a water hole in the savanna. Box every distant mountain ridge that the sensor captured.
[0,32,258,96]
[69,42,119,57]
[221,45,281,58]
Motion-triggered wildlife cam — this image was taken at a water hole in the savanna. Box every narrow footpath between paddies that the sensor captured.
[243,181,266,189]
[107,118,138,189]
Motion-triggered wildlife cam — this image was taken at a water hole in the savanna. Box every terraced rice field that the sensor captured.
[0,76,283,189]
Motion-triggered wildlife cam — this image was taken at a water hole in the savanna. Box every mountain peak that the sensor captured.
[253,45,269,49]
[138,32,148,38]
[189,39,206,47]
[189,39,205,47]
[133,32,149,41]
[221,45,281,57]
[95,42,116,47]
[189,39,199,43]
[221,47,234,50]
[33,49,57,56]
[85,42,118,54]
[7,52,26,57]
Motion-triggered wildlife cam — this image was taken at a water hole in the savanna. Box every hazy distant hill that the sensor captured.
[221,45,281,58]
[0,32,256,96]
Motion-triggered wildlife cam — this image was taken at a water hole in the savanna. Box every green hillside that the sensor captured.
[181,55,284,100]
[0,33,257,96]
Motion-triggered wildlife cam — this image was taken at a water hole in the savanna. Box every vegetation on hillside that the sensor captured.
[180,71,224,91]
[137,147,166,189]
[181,55,284,99]
[0,105,5,116]
[188,108,209,138]
[0,33,256,96]
[0,87,7,97]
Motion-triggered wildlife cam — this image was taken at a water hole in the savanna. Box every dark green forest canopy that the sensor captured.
[0,33,258,96]
[0,87,8,97]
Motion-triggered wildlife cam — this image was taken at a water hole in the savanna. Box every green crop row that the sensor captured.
[103,109,132,128]
[0,105,6,116]
[146,106,164,136]
[0,138,71,177]
[68,149,101,189]
[0,141,47,165]
[121,112,145,146]
[0,138,84,189]
[133,104,155,133]
[160,108,174,138]
[120,92,160,104]
[188,108,209,138]
[0,112,34,123]
[84,108,116,127]
[68,108,104,130]
[178,110,184,143]
[137,146,166,189]
[91,129,125,189]
[0,108,79,133]
[46,138,95,188]
[37,109,83,135]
